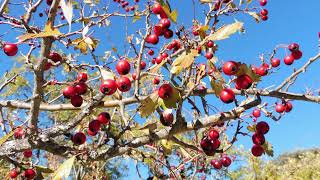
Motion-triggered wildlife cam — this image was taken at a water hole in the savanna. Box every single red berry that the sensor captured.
[100,79,117,95]
[221,156,232,167]
[116,76,131,92]
[89,120,101,133]
[152,3,163,14]
[222,61,239,75]
[291,50,302,60]
[88,129,97,136]
[151,58,156,64]
[220,88,235,104]
[77,72,88,82]
[252,133,265,145]
[132,72,137,80]
[252,109,261,118]
[211,138,221,150]
[156,56,163,64]
[285,102,293,112]
[256,121,269,134]
[160,18,171,28]
[235,74,253,90]
[72,132,86,145]
[256,66,268,76]
[260,9,268,16]
[46,0,53,5]
[148,49,154,56]
[75,82,87,95]
[3,43,18,56]
[159,11,168,19]
[205,52,213,59]
[116,59,131,75]
[63,86,77,99]
[140,61,146,70]
[207,40,214,48]
[71,95,83,107]
[275,103,285,113]
[251,144,264,157]
[146,34,159,45]
[284,55,295,65]
[14,127,24,139]
[192,26,199,36]
[259,0,267,6]
[23,150,33,158]
[24,169,36,179]
[200,137,211,151]
[48,52,62,62]
[97,112,111,125]
[164,29,174,39]
[211,159,222,169]
[271,58,280,67]
[154,24,165,36]
[158,83,173,100]
[160,109,174,126]
[261,15,268,21]
[153,76,160,85]
[9,169,19,178]
[208,129,219,140]
[288,43,300,52]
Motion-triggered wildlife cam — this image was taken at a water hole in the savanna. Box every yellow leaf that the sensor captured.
[210,78,223,97]
[0,131,14,146]
[247,12,260,23]
[204,21,244,42]
[170,49,198,75]
[160,139,173,155]
[72,37,99,55]
[156,0,178,23]
[235,64,261,82]
[199,0,213,3]
[246,0,252,4]
[158,87,181,109]
[138,92,159,118]
[52,156,76,180]
[199,25,209,40]
[149,59,167,74]
[133,15,141,23]
[179,147,192,159]
[196,63,206,84]
[35,165,54,174]
[18,22,61,42]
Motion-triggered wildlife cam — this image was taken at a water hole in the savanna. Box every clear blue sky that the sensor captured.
[1,0,320,178]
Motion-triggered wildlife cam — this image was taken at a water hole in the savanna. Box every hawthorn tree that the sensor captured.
[0,0,319,179]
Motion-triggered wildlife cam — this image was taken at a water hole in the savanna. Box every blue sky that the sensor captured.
[1,0,320,178]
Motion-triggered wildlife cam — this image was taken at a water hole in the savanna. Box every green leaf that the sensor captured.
[262,141,274,157]
[158,87,181,109]
[210,78,223,97]
[35,165,54,174]
[52,156,76,180]
[0,131,14,146]
[159,139,173,155]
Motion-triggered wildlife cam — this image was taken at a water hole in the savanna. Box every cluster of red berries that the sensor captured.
[210,155,232,170]
[62,72,88,107]
[146,3,173,45]
[259,0,268,21]
[9,168,36,179]
[275,101,293,113]
[71,112,111,145]
[251,121,269,157]
[113,0,139,12]
[200,129,221,156]
[283,43,303,65]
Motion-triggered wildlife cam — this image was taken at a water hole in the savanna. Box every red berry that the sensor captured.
[46,0,53,5]
[9,169,19,178]
[77,72,88,82]
[153,76,160,85]
[3,43,18,56]
[89,120,101,133]
[48,52,62,62]
[154,24,165,36]
[156,56,163,64]
[259,0,267,6]
[159,11,168,19]
[256,121,269,134]
[100,79,117,95]
[151,58,156,64]
[261,15,268,21]
[63,86,77,99]
[205,52,213,59]
[164,29,173,39]
[285,102,293,112]
[284,55,295,65]
[158,83,173,100]
[97,112,111,124]
[192,26,199,36]
[132,72,137,80]
[207,40,214,48]
[71,95,83,107]
[148,49,154,56]
[220,88,235,104]
[146,34,159,45]
[75,82,87,95]
[88,129,97,136]
[211,159,222,169]
[251,144,264,157]
[252,109,261,118]
[23,150,33,158]
[271,58,280,67]
[160,109,174,126]
[160,18,171,28]
[222,61,239,75]
[221,156,232,167]
[44,62,52,71]
[200,137,211,150]
[252,133,265,145]
[260,9,268,16]
[140,61,146,70]
[288,43,300,52]
[152,3,163,14]
[116,76,131,92]
[256,66,268,76]
[14,127,24,139]
[208,129,219,140]
[291,50,302,60]
[24,169,36,179]
[275,103,285,113]
[72,132,86,145]
[235,74,253,90]
[211,138,221,150]
[116,59,131,75]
